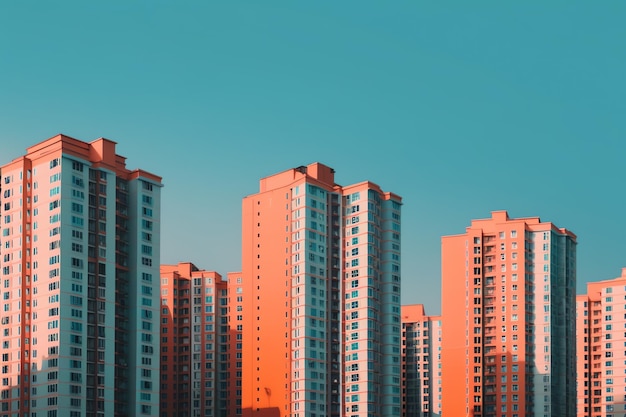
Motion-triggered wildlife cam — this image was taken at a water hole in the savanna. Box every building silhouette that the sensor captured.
[0,134,162,416]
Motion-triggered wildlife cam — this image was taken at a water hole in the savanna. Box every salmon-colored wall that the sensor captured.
[442,211,576,417]
[576,294,590,417]
[160,263,225,417]
[240,162,401,417]
[441,232,474,416]
[241,177,295,417]
[402,304,426,322]
[1,134,162,416]
[227,271,244,417]
[578,268,626,417]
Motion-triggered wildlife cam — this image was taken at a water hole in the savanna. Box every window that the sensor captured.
[71,175,83,187]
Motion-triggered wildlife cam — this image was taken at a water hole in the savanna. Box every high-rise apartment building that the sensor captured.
[240,162,402,417]
[159,263,227,417]
[441,211,576,417]
[577,293,590,417]
[577,268,626,417]
[0,134,161,417]
[226,271,244,417]
[401,304,442,417]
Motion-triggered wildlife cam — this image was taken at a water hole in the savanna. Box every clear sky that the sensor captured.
[1,1,625,314]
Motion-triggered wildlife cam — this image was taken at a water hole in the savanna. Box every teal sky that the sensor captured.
[1,1,624,314]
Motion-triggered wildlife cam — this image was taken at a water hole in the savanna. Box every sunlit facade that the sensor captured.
[240,162,402,417]
[0,134,162,417]
[441,211,576,417]
[577,268,626,417]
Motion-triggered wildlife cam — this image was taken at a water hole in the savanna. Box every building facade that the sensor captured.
[240,163,402,417]
[577,268,626,417]
[159,263,228,417]
[0,134,161,417]
[441,211,576,417]
[226,271,244,417]
[401,304,442,417]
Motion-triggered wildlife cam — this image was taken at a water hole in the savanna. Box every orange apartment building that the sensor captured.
[401,304,442,417]
[577,268,626,417]
[227,271,245,417]
[441,211,577,417]
[0,134,162,417]
[240,162,402,417]
[159,263,230,417]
